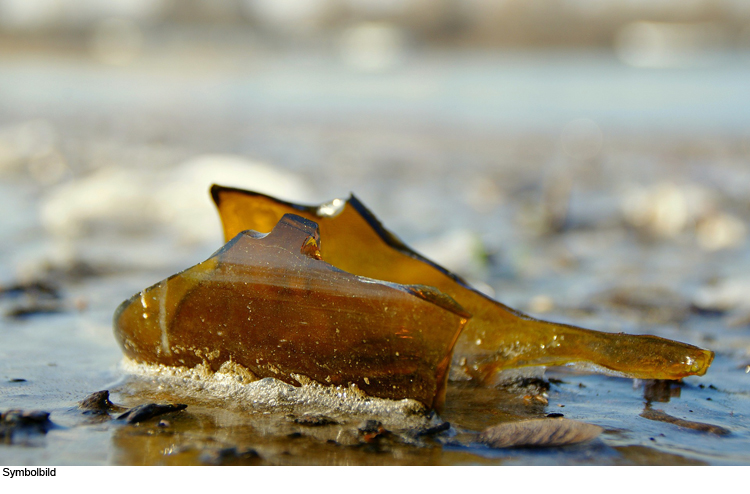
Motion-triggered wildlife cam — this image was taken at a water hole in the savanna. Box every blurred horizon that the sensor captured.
[3,0,750,139]
[2,0,750,50]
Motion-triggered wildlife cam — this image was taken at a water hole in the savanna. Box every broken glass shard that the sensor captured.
[211,185,713,382]
[114,214,469,410]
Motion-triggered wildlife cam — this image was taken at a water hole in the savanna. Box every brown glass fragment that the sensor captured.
[114,214,469,410]
[211,185,714,382]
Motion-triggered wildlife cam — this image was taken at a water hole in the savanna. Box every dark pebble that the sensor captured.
[358,420,389,442]
[412,421,451,437]
[546,413,565,418]
[1,409,55,443]
[200,447,261,465]
[358,420,383,434]
[293,414,338,426]
[689,304,726,317]
[2,410,52,425]
[79,390,116,415]
[117,403,187,424]
[0,281,60,300]
[9,378,26,383]
[504,377,550,394]
[5,301,65,319]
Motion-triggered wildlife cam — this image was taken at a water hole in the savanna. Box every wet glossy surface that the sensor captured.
[213,186,713,382]
[114,214,468,410]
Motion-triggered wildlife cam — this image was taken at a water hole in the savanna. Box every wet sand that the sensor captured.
[1,47,749,465]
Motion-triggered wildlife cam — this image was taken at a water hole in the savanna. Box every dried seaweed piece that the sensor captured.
[640,408,730,435]
[478,418,603,448]
[114,214,470,410]
[211,185,714,382]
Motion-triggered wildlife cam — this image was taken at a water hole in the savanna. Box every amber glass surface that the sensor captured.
[114,214,469,410]
[211,185,713,381]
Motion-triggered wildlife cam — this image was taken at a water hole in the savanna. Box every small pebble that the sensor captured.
[117,403,187,424]
[528,295,555,314]
[412,421,450,437]
[79,390,116,415]
[293,414,338,426]
[358,420,383,434]
[200,447,260,465]
[5,301,65,318]
[358,420,388,442]
[1,409,55,443]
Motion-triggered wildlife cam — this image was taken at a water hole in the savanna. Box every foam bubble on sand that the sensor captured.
[119,358,431,429]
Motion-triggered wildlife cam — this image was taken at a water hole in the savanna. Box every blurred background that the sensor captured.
[1,0,750,465]
[2,0,750,306]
